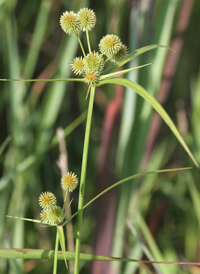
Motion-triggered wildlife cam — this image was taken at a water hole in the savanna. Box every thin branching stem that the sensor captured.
[77,35,87,58]
[74,86,95,273]
[63,190,69,210]
[85,28,91,53]
[53,231,59,274]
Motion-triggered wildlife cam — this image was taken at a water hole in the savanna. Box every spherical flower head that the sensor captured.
[109,44,128,63]
[99,34,122,57]
[71,57,85,75]
[84,51,104,73]
[61,172,79,192]
[78,8,96,31]
[60,11,80,35]
[41,206,64,225]
[40,209,49,224]
[84,71,99,85]
[39,192,57,209]
[47,206,64,225]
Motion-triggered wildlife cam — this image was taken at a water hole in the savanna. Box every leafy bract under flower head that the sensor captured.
[39,192,57,209]
[60,11,80,35]
[78,8,96,31]
[61,172,79,192]
[99,34,122,57]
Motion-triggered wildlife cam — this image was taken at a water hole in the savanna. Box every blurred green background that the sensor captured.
[0,0,200,273]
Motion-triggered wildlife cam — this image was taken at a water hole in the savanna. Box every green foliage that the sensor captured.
[0,1,200,274]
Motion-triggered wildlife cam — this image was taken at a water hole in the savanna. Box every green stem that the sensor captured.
[85,28,91,53]
[63,190,69,210]
[53,230,59,274]
[74,86,95,273]
[77,35,86,58]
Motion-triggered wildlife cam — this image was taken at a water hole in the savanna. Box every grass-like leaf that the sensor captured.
[6,215,46,225]
[57,225,68,269]
[101,45,173,76]
[62,167,192,226]
[97,78,199,168]
[100,62,153,81]
[1,248,200,267]
[0,78,84,82]
[0,136,11,156]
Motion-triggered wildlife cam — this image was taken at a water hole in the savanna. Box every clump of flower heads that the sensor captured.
[39,172,79,225]
[60,7,129,86]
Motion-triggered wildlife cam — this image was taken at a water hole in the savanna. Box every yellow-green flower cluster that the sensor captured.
[99,34,128,63]
[39,172,79,225]
[70,51,104,85]
[60,8,129,85]
[60,8,96,35]
[39,192,64,225]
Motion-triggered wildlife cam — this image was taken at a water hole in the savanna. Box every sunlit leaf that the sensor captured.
[97,78,199,168]
[101,45,173,76]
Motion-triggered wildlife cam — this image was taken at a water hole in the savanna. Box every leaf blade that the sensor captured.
[98,78,199,168]
[101,45,173,76]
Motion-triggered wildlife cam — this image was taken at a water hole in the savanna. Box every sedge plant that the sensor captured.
[2,7,199,274]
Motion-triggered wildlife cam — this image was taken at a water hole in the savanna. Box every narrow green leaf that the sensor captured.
[62,167,192,226]
[0,136,11,156]
[6,215,45,225]
[101,45,173,76]
[100,63,153,81]
[57,225,68,269]
[1,248,200,267]
[98,78,199,168]
[64,198,73,216]
[0,78,84,82]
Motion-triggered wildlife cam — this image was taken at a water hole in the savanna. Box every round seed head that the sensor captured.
[61,172,79,192]
[39,192,57,209]
[40,209,50,224]
[99,34,122,57]
[84,51,104,73]
[78,8,96,31]
[71,57,85,75]
[84,71,99,85]
[60,11,80,35]
[46,206,64,225]
[109,44,128,63]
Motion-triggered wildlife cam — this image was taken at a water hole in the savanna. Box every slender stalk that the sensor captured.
[74,86,95,273]
[85,28,91,53]
[63,190,69,210]
[77,35,87,58]
[53,231,59,274]
[62,167,191,226]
